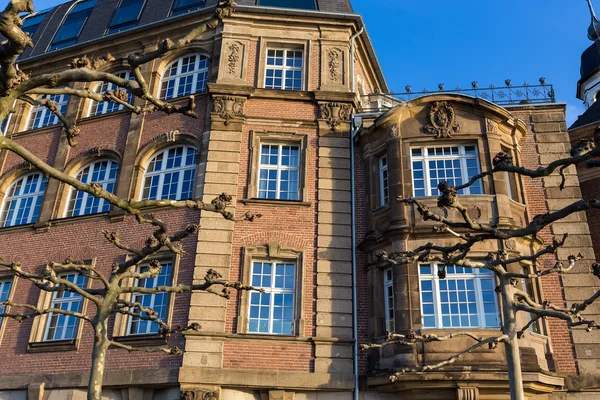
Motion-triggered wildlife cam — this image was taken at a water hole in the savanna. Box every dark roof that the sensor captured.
[570,98,600,129]
[581,40,600,82]
[19,0,354,58]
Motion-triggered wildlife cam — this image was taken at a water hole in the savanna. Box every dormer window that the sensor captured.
[170,0,206,16]
[22,8,52,37]
[49,0,97,51]
[106,0,145,35]
[257,0,317,10]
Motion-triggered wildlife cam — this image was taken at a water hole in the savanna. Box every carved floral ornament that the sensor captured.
[423,101,461,138]
[180,390,218,400]
[327,49,341,82]
[387,124,400,139]
[319,102,352,131]
[227,43,241,75]
[212,95,246,125]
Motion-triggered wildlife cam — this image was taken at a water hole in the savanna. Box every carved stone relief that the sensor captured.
[180,390,218,400]
[327,49,342,82]
[212,95,246,125]
[319,102,352,132]
[423,101,461,138]
[227,43,241,75]
[387,124,400,140]
[486,118,497,134]
[457,387,479,400]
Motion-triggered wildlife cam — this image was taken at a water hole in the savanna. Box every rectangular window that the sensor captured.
[258,144,300,200]
[0,279,13,326]
[171,0,206,16]
[49,0,97,51]
[106,0,145,35]
[419,263,500,329]
[1,115,10,136]
[520,266,541,334]
[22,9,51,37]
[257,0,316,10]
[379,154,389,206]
[410,144,482,197]
[248,261,295,335]
[383,268,394,332]
[43,273,87,341]
[127,262,173,335]
[264,49,303,91]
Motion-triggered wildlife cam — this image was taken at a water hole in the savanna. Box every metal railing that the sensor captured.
[359,78,556,112]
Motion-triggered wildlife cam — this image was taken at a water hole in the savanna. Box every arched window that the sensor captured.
[159,54,209,100]
[141,145,197,200]
[0,172,47,228]
[89,71,133,116]
[27,94,70,130]
[65,160,118,217]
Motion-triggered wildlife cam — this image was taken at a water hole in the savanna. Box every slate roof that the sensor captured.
[570,97,600,129]
[19,0,355,59]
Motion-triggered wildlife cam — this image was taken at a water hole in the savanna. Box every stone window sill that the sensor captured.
[240,198,312,208]
[27,339,77,353]
[112,334,168,347]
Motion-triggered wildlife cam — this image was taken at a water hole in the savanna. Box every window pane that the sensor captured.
[257,0,316,10]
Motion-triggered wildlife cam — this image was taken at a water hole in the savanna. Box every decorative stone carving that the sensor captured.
[268,242,281,258]
[424,101,461,138]
[486,118,497,134]
[227,43,241,75]
[457,387,479,400]
[387,124,400,139]
[319,102,352,132]
[180,391,218,400]
[165,129,179,142]
[504,239,517,251]
[212,95,246,125]
[327,49,341,82]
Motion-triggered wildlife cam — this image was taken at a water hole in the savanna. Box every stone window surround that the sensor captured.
[27,258,96,353]
[237,242,305,337]
[0,268,18,347]
[256,37,310,92]
[53,148,123,221]
[245,130,310,205]
[112,253,180,345]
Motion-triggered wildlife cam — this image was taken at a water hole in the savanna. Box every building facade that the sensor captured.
[0,0,598,399]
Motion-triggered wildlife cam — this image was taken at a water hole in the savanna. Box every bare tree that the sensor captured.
[360,134,600,400]
[0,1,262,400]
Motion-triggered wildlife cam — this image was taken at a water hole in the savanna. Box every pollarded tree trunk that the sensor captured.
[499,275,526,400]
[88,314,110,400]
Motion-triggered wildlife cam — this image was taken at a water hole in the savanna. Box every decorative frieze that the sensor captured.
[212,95,246,125]
[319,102,352,132]
[180,390,218,400]
[424,101,461,138]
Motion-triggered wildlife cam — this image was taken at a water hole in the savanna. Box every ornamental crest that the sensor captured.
[424,101,460,138]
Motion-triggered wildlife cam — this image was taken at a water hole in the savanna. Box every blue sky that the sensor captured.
[31,0,592,125]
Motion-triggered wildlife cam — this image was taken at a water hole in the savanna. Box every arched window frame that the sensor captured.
[88,71,133,116]
[27,94,70,130]
[159,53,209,100]
[64,159,119,218]
[140,145,197,201]
[0,172,48,228]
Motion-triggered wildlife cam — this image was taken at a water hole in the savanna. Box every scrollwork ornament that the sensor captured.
[227,43,240,75]
[423,101,461,138]
[387,124,400,139]
[319,102,352,132]
[212,95,246,125]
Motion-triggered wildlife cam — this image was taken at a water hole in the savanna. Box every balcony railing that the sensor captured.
[359,78,556,112]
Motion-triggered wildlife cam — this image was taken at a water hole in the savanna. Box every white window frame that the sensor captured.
[43,272,86,341]
[159,53,209,100]
[379,154,389,206]
[141,145,197,201]
[0,278,13,326]
[418,263,500,329]
[520,266,542,335]
[1,113,11,136]
[88,71,132,116]
[27,94,70,130]
[264,48,304,91]
[257,143,300,200]
[127,262,173,336]
[65,159,119,217]
[0,172,47,228]
[383,268,394,332]
[410,144,482,197]
[247,260,296,335]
